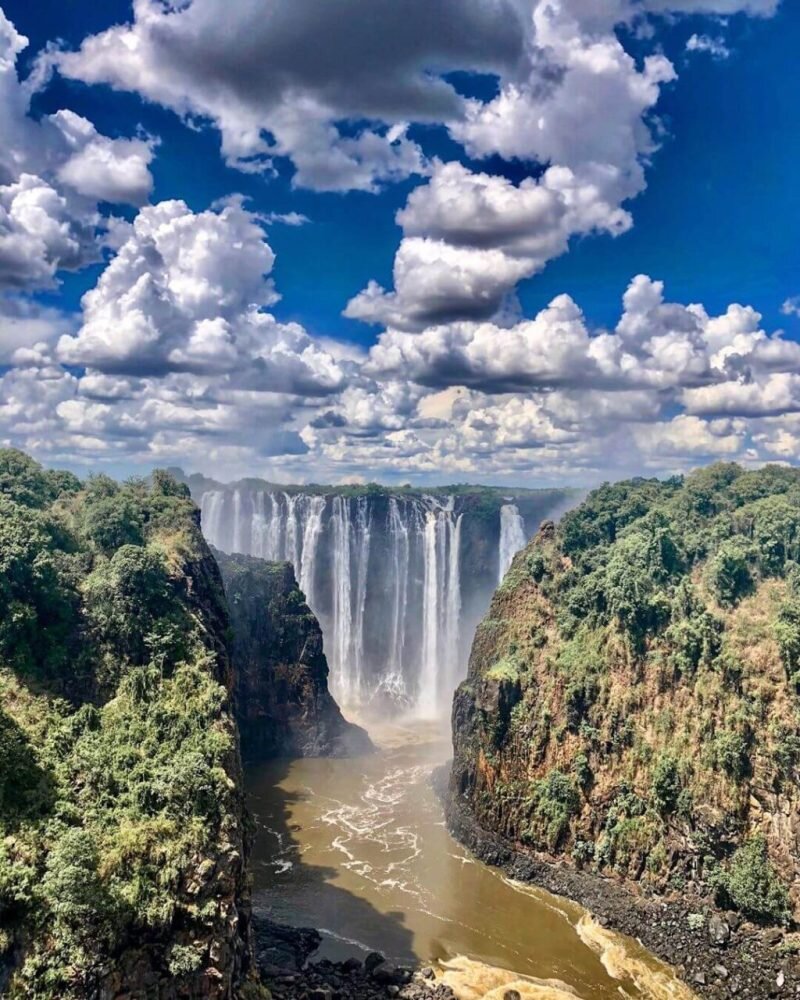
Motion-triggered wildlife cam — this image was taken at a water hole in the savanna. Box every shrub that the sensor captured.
[529,770,581,851]
[707,540,754,607]
[650,753,681,814]
[711,729,751,782]
[713,837,790,924]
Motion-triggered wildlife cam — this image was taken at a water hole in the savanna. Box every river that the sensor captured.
[246,718,695,1000]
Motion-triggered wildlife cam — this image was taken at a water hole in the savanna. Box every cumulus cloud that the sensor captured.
[0,9,155,291]
[363,275,800,403]
[0,0,791,485]
[57,198,346,395]
[55,0,529,191]
[345,161,633,329]
[53,0,773,196]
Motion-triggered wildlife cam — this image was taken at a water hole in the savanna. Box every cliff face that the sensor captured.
[215,551,372,759]
[451,464,800,929]
[0,451,263,999]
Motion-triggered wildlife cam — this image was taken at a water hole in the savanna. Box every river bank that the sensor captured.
[440,767,800,999]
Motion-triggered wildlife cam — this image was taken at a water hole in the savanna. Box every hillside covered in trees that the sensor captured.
[0,450,264,998]
[452,463,800,928]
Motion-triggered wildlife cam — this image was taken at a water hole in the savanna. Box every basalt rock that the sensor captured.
[215,551,373,759]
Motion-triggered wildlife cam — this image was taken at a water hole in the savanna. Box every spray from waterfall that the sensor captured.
[199,488,551,714]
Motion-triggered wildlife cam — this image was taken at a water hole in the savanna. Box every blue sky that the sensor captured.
[0,0,799,485]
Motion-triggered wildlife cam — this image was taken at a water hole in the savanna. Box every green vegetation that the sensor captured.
[712,838,791,925]
[0,450,251,997]
[458,463,800,925]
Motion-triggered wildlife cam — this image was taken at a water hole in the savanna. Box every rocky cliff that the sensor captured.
[0,451,264,999]
[451,465,800,936]
[215,551,372,759]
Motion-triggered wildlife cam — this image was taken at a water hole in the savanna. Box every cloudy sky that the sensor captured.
[1,0,798,486]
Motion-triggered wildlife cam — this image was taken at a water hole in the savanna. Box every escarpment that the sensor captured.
[215,550,373,759]
[0,450,263,999]
[451,464,800,930]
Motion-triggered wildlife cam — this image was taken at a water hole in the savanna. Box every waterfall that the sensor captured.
[330,496,355,705]
[419,508,441,713]
[387,498,410,689]
[352,497,372,696]
[197,484,554,714]
[284,493,300,571]
[299,496,326,609]
[444,513,463,698]
[232,490,246,554]
[200,491,227,550]
[499,503,527,582]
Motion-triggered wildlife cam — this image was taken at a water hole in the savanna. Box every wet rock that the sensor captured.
[420,968,435,980]
[254,919,323,972]
[309,988,334,1000]
[365,952,386,973]
[504,991,522,1000]
[341,958,363,973]
[370,961,409,986]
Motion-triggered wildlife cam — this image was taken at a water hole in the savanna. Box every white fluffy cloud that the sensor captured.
[4,256,799,484]
[52,0,774,196]
[0,10,155,292]
[345,161,633,329]
[57,198,346,396]
[0,0,794,486]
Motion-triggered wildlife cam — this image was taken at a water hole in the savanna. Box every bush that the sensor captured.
[651,753,681,814]
[708,540,754,607]
[711,729,751,782]
[529,770,581,851]
[713,838,790,924]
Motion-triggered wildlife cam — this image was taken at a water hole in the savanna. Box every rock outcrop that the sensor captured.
[215,551,373,759]
[451,464,800,927]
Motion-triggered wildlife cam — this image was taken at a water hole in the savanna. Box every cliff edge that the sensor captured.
[215,550,373,759]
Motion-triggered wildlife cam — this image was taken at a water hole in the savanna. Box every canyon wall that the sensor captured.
[450,464,800,930]
[215,551,372,759]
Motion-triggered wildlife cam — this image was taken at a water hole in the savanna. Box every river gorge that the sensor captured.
[246,718,695,1000]
[189,478,699,999]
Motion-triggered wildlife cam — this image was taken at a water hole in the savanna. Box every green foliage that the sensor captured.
[80,493,145,553]
[527,770,580,851]
[0,711,53,824]
[84,545,189,674]
[776,595,800,686]
[712,838,790,924]
[486,657,520,682]
[0,454,243,996]
[0,449,79,509]
[665,581,722,675]
[650,753,681,814]
[0,495,80,679]
[707,539,755,607]
[710,729,751,781]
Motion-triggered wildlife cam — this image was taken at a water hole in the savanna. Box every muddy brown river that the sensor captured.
[247,719,695,1000]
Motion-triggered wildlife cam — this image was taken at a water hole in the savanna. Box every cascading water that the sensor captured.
[498,503,527,582]
[197,486,572,712]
